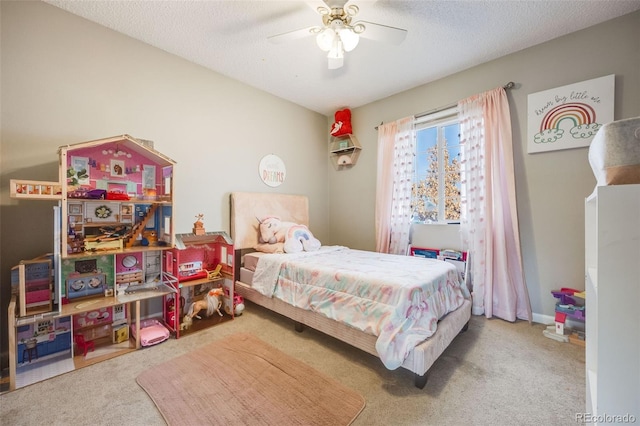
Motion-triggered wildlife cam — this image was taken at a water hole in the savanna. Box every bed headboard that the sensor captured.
[230,192,309,250]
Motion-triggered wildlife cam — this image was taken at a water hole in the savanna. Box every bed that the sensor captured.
[230,192,472,388]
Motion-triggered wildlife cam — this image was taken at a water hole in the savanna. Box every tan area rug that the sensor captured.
[136,333,365,426]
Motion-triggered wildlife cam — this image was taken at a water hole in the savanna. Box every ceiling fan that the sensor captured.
[268,0,408,70]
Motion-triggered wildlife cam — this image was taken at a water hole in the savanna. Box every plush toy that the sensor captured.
[257,216,321,253]
[330,108,352,137]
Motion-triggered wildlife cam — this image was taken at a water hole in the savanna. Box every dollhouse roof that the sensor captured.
[175,232,233,249]
[58,134,176,166]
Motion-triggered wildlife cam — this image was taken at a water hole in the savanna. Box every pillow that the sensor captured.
[253,243,285,254]
[283,225,321,253]
[330,108,352,137]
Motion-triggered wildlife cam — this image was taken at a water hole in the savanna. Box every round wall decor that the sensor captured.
[122,255,138,268]
[259,154,286,187]
[94,205,112,219]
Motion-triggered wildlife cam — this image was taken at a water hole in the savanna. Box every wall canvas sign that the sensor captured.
[527,74,614,154]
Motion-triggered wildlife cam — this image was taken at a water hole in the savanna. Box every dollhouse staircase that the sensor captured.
[124,204,159,248]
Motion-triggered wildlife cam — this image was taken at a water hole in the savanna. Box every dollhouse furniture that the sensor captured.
[230,192,471,389]
[11,257,54,317]
[74,334,95,357]
[22,339,38,363]
[7,134,179,391]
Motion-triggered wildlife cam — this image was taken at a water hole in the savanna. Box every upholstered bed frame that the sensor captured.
[230,192,472,388]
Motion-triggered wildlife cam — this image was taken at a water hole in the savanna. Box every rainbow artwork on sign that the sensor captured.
[527,75,614,153]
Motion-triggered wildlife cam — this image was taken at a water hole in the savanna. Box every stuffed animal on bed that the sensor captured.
[257,216,321,253]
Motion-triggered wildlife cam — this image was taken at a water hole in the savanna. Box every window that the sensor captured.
[411,108,461,223]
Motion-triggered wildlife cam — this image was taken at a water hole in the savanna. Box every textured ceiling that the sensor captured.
[44,0,640,116]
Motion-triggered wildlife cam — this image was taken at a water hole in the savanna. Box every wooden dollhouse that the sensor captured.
[163,231,235,338]
[7,134,235,391]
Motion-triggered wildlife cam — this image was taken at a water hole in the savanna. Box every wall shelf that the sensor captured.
[329,134,361,169]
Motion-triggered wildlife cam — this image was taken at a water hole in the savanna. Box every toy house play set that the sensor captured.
[8,135,236,391]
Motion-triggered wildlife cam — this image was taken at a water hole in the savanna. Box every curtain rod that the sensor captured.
[376,81,516,129]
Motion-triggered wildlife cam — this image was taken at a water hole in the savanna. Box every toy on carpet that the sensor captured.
[187,288,224,319]
[224,288,245,316]
[257,216,321,253]
[551,287,585,334]
[232,293,245,316]
[543,287,585,343]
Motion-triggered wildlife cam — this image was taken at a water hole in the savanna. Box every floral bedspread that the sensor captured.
[251,246,470,370]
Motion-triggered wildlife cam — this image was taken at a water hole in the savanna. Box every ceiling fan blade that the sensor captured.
[356,21,407,45]
[268,26,317,44]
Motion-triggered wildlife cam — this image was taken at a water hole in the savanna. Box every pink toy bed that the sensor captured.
[230,192,472,388]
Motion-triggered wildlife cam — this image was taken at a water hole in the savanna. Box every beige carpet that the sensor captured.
[136,333,365,426]
[1,305,585,426]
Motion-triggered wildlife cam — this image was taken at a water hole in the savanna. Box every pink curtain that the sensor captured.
[458,87,532,322]
[375,117,414,254]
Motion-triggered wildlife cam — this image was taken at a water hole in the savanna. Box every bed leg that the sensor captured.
[414,373,428,389]
[294,321,304,333]
[461,321,469,333]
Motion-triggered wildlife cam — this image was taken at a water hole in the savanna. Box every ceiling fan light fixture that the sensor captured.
[327,54,344,70]
[344,4,359,17]
[316,28,336,52]
[338,28,359,52]
[268,1,407,70]
[327,41,344,69]
[327,44,344,60]
[352,22,366,34]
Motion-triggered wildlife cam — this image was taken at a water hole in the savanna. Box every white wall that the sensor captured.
[328,11,640,320]
[0,1,329,366]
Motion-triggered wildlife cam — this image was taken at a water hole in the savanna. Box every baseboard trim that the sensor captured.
[532,313,585,331]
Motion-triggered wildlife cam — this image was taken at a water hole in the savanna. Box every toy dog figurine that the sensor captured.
[180,315,192,331]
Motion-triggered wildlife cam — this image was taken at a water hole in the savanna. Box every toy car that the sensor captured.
[106,189,130,200]
[130,318,170,347]
[68,187,90,198]
[67,188,107,199]
[86,189,107,199]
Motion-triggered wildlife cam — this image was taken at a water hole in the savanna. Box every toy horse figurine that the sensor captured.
[187,288,224,319]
